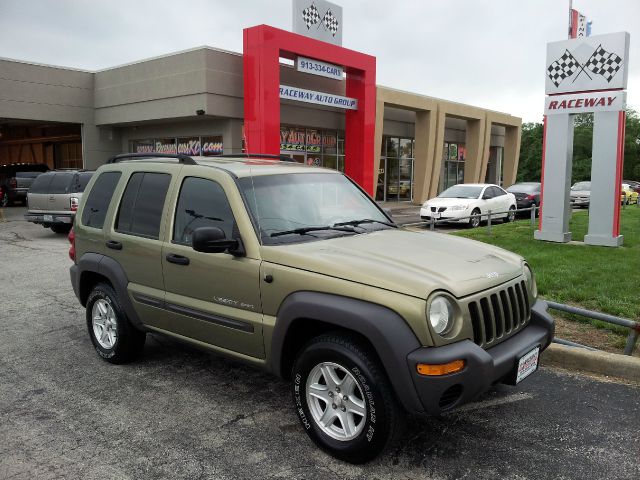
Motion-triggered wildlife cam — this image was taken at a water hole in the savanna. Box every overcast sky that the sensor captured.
[0,0,637,122]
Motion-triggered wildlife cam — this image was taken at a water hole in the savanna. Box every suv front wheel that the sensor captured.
[291,334,403,463]
[86,282,146,364]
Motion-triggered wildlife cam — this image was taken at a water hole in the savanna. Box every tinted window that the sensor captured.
[48,173,74,194]
[116,172,171,239]
[482,188,494,199]
[81,172,122,229]
[507,184,539,194]
[16,172,43,179]
[73,172,94,193]
[29,173,55,194]
[173,177,236,245]
[491,186,506,197]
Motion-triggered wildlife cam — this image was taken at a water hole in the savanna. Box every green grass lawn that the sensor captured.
[454,207,640,325]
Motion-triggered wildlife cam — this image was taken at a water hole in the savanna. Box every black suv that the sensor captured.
[0,163,49,207]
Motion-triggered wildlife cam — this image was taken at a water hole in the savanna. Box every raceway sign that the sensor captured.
[279,85,358,110]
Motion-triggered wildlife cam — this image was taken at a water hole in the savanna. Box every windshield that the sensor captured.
[238,173,392,245]
[438,185,483,199]
[507,184,539,193]
[572,181,591,191]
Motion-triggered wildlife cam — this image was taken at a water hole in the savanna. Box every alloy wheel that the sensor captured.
[92,299,118,349]
[306,362,367,441]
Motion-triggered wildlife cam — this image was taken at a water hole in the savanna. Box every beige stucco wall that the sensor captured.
[375,86,522,204]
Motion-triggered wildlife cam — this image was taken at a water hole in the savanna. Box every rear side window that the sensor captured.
[116,172,171,239]
[173,177,236,245]
[81,172,122,229]
[48,173,74,194]
[29,173,55,194]
[72,172,94,193]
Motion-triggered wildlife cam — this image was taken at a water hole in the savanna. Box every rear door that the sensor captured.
[104,165,178,322]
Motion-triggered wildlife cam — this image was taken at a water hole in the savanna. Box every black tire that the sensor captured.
[291,333,403,464]
[50,224,72,234]
[86,282,146,364]
[468,208,481,228]
[505,206,516,223]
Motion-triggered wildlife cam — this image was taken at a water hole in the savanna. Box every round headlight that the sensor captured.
[429,296,454,335]
[524,264,538,299]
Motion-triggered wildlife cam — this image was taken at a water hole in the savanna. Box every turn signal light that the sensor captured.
[416,360,465,376]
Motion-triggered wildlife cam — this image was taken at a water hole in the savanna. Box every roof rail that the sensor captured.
[106,153,197,165]
[214,153,296,163]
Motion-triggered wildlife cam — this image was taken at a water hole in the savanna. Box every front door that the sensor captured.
[161,173,264,358]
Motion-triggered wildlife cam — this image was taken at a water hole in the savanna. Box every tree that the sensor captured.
[516,108,640,182]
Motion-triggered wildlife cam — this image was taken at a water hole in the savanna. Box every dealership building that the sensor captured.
[0,24,521,204]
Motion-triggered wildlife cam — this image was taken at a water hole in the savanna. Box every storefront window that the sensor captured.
[132,139,155,153]
[441,142,466,191]
[155,138,177,154]
[177,137,201,155]
[399,138,412,159]
[377,135,415,203]
[201,136,223,156]
[130,135,223,156]
[385,137,399,158]
[279,126,344,171]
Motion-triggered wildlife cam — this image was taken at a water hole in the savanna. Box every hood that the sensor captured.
[570,190,591,197]
[423,197,477,207]
[261,229,524,299]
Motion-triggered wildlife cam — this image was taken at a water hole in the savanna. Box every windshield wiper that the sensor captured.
[334,218,396,228]
[270,225,358,238]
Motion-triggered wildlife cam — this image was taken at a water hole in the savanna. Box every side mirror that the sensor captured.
[191,227,243,255]
[482,194,491,200]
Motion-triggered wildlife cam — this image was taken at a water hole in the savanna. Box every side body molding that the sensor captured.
[271,291,425,413]
[71,253,145,330]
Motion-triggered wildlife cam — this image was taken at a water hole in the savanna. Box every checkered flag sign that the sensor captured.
[584,44,623,83]
[547,50,581,87]
[302,3,321,29]
[322,8,339,36]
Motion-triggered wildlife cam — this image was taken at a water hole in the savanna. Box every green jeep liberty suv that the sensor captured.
[69,153,554,463]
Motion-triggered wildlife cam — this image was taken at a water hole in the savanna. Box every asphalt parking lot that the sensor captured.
[1,206,639,480]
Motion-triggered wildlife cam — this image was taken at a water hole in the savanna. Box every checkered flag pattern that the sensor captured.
[322,9,339,36]
[584,44,623,83]
[302,3,321,29]
[547,50,581,87]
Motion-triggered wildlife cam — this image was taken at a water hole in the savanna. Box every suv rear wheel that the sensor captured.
[291,334,403,463]
[86,282,146,364]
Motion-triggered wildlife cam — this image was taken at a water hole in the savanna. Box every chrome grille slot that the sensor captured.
[468,278,532,349]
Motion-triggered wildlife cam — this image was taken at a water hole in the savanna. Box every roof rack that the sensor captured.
[107,153,197,165]
[214,153,295,163]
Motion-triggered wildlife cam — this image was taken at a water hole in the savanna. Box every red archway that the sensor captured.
[243,25,376,194]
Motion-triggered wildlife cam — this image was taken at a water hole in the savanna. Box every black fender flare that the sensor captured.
[271,291,425,413]
[72,253,144,330]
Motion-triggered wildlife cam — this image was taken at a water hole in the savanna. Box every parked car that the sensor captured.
[570,181,591,208]
[25,169,94,233]
[420,183,517,228]
[506,182,541,213]
[623,180,640,194]
[69,153,553,463]
[0,163,49,207]
[621,183,639,204]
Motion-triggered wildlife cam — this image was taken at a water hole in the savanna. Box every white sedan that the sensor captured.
[420,183,517,228]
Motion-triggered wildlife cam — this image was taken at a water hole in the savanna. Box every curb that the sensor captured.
[541,343,640,382]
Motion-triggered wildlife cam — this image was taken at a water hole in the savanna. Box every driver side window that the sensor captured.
[173,177,236,246]
[482,188,494,199]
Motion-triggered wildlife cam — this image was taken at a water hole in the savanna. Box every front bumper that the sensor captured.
[420,207,470,223]
[570,198,590,206]
[406,299,555,415]
[25,212,74,225]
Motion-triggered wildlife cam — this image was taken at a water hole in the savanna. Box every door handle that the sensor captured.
[106,240,122,250]
[166,253,190,266]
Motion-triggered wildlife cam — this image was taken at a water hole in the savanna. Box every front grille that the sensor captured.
[430,206,447,212]
[469,280,531,348]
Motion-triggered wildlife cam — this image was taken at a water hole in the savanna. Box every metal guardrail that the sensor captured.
[403,205,539,232]
[547,301,640,356]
